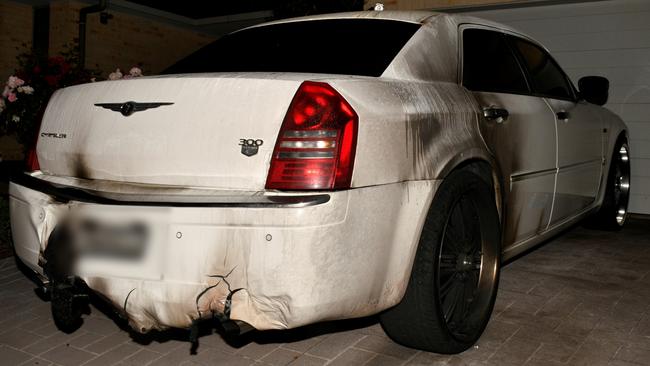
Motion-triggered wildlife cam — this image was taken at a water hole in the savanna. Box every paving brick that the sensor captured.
[281,335,326,353]
[22,330,90,356]
[612,346,650,364]
[118,348,162,365]
[365,354,404,366]
[18,357,54,366]
[530,342,579,363]
[405,352,450,365]
[0,345,33,365]
[354,335,418,360]
[67,332,106,349]
[0,327,43,349]
[304,331,365,359]
[260,348,302,365]
[327,348,375,366]
[235,341,281,361]
[84,331,129,354]
[40,344,96,366]
[186,348,255,365]
[287,353,327,366]
[488,337,541,366]
[81,316,120,336]
[82,343,140,366]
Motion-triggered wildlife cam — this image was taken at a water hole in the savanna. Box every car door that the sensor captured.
[509,37,603,225]
[461,27,557,248]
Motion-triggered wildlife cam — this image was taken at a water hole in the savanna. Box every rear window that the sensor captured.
[163,19,421,77]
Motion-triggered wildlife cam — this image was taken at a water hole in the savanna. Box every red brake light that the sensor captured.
[25,137,40,172]
[266,81,358,190]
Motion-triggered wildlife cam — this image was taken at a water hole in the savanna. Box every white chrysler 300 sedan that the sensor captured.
[9,11,630,353]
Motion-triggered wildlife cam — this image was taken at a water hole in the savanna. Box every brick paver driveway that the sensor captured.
[1,219,649,366]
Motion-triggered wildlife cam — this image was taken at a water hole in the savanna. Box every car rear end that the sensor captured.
[9,15,443,332]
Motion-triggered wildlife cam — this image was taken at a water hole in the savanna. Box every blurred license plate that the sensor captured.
[75,219,149,260]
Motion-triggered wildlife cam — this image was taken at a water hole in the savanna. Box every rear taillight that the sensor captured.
[266,81,358,190]
[25,137,40,172]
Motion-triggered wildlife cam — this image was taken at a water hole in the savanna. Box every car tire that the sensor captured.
[587,138,630,231]
[379,168,501,354]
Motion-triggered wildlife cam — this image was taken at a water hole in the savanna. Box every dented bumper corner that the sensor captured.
[9,173,438,333]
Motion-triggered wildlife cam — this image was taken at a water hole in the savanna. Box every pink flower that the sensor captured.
[7,93,17,102]
[108,68,123,80]
[129,67,143,77]
[7,76,25,88]
[1,86,10,98]
[17,85,34,94]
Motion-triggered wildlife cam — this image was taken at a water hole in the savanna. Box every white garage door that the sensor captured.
[466,0,650,214]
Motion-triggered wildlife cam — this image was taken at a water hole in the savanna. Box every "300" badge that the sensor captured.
[239,138,264,157]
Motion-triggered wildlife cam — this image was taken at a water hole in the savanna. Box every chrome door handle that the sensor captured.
[483,107,509,123]
[556,111,570,121]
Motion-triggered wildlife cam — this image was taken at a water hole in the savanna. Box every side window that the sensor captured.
[462,28,529,95]
[510,37,575,100]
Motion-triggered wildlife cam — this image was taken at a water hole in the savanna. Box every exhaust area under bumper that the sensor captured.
[9,173,438,334]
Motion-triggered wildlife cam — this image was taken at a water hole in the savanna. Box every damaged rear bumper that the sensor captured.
[9,173,438,332]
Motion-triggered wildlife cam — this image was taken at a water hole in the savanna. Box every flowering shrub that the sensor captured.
[108,67,143,80]
[0,44,144,152]
[0,47,99,149]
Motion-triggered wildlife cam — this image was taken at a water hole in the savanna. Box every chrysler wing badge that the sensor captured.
[95,101,174,116]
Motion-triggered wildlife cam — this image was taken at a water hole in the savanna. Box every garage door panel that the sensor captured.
[629,139,650,159]
[630,176,650,196]
[542,30,650,52]
[631,158,650,178]
[605,86,650,104]
[504,13,650,38]
[606,104,650,122]
[476,1,650,21]
[554,48,650,69]
[565,66,650,86]
[629,194,650,214]
[627,123,650,140]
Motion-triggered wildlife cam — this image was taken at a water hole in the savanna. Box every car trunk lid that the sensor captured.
[37,74,308,190]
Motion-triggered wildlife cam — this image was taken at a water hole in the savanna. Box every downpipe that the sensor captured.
[78,0,108,69]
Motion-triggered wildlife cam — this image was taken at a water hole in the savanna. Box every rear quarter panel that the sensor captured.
[328,78,490,187]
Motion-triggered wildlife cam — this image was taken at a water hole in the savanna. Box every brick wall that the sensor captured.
[49,1,215,76]
[0,1,33,161]
[0,1,33,81]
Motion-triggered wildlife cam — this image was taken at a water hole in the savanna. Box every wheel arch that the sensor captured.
[597,129,630,207]
[438,152,505,226]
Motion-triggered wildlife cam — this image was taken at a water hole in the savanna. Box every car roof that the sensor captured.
[246,11,538,48]
[253,11,529,38]
[258,10,439,26]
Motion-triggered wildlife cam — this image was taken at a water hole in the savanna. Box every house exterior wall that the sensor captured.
[0,1,33,84]
[49,1,215,76]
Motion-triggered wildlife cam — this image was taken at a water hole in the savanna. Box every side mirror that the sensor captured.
[578,76,609,106]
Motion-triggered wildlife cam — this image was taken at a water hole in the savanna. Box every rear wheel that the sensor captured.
[588,139,630,230]
[380,168,501,353]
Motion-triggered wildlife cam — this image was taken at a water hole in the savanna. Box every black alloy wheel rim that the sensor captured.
[437,190,497,342]
[613,143,630,226]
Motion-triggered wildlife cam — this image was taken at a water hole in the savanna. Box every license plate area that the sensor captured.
[70,204,167,280]
[74,219,149,260]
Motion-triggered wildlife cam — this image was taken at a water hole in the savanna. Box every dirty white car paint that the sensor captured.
[9,11,628,350]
